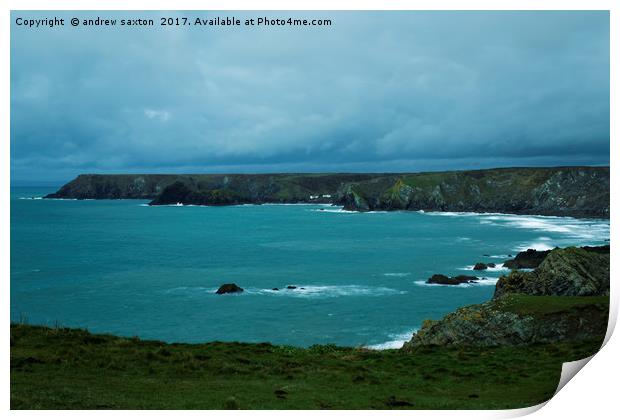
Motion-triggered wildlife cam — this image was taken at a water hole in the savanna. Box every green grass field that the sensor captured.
[10,323,603,409]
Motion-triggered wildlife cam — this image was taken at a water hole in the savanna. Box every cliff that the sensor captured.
[494,246,610,299]
[336,166,609,218]
[404,246,610,349]
[45,166,609,218]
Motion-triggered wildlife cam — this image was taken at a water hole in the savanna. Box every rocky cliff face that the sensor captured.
[494,246,610,299]
[402,294,608,348]
[46,166,609,218]
[403,246,610,349]
[335,167,609,218]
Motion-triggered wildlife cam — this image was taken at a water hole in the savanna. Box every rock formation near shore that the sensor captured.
[426,274,479,285]
[403,245,610,349]
[216,284,244,294]
[494,246,610,299]
[503,249,551,269]
[45,166,610,218]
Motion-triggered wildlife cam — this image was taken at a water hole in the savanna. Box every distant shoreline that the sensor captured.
[41,166,609,219]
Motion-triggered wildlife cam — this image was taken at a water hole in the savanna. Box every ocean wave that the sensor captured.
[383,272,411,277]
[366,330,417,350]
[257,285,406,298]
[516,242,554,252]
[310,208,356,213]
[480,214,609,242]
[458,263,508,272]
[424,211,501,217]
[414,277,499,288]
[422,211,609,243]
[262,203,334,206]
[18,196,43,200]
[162,286,216,295]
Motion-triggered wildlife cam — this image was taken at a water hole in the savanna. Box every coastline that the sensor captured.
[42,167,610,219]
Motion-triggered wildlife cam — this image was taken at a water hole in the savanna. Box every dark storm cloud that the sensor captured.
[10,11,609,183]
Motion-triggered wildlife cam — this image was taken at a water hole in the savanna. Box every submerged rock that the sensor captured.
[215,283,244,294]
[427,274,478,285]
[473,263,488,270]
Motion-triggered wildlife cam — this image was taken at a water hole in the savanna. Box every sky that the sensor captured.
[10,11,610,184]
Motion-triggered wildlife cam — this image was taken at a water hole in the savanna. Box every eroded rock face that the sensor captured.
[494,246,610,299]
[215,283,244,294]
[402,295,608,349]
[403,245,610,349]
[503,249,551,269]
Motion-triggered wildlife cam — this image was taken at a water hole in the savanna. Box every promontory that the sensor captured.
[45,166,610,218]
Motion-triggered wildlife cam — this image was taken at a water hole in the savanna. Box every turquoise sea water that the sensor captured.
[11,187,610,348]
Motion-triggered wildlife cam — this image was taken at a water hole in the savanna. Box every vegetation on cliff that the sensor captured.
[45,166,610,218]
[406,246,610,349]
[495,246,610,299]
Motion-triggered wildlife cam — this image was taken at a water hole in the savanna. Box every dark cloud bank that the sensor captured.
[10,11,609,184]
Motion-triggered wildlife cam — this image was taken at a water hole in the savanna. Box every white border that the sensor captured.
[2,1,616,419]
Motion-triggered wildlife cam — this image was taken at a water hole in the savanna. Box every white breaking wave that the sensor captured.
[424,211,500,217]
[458,263,508,272]
[18,196,43,200]
[258,285,406,298]
[366,329,417,350]
[516,242,555,252]
[414,277,499,288]
[421,211,609,244]
[311,208,356,213]
[383,272,411,277]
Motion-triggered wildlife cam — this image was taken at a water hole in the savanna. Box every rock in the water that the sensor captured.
[503,249,551,269]
[404,245,610,349]
[473,263,487,270]
[427,274,478,285]
[494,246,610,299]
[215,283,244,294]
[286,285,297,290]
[487,263,496,268]
[272,288,279,291]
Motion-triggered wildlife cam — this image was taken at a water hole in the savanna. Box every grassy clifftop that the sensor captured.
[45,166,610,218]
[10,323,601,409]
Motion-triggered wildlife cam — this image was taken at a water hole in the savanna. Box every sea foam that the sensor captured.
[365,329,417,350]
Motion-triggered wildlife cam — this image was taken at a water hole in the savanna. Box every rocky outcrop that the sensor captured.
[215,284,244,294]
[494,246,610,299]
[427,274,479,285]
[503,249,551,269]
[404,245,610,349]
[45,167,609,218]
[402,294,608,348]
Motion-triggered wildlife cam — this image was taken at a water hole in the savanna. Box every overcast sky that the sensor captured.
[11,11,610,184]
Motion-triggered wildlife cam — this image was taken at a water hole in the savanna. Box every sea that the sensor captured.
[10,186,610,349]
